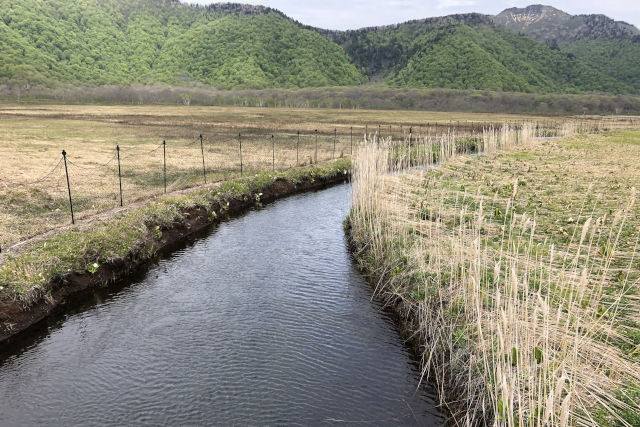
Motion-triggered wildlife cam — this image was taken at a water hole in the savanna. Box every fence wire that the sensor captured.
[1,120,593,249]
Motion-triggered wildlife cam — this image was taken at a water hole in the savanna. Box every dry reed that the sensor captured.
[349,124,640,426]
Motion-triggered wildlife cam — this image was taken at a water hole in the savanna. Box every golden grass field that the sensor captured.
[0,104,370,249]
[350,126,640,425]
[0,104,588,249]
[1,104,637,251]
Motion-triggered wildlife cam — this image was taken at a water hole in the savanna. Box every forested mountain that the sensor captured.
[0,0,638,95]
[492,5,640,92]
[562,39,640,92]
[328,14,632,93]
[0,0,364,89]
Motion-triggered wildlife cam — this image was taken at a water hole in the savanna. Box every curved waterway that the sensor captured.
[0,184,442,426]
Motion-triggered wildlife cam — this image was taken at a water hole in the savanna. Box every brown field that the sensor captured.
[0,104,636,250]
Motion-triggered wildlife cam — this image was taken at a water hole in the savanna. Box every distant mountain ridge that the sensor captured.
[488,5,640,92]
[493,4,639,46]
[0,1,638,95]
[325,6,637,93]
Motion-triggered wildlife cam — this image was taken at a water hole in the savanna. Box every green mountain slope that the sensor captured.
[154,13,364,88]
[330,15,633,94]
[0,0,364,88]
[562,38,640,92]
[492,5,640,92]
[0,1,638,95]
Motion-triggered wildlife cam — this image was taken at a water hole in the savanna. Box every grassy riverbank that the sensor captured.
[0,159,350,339]
[348,129,640,425]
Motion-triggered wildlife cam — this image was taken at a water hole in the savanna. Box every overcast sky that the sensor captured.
[183,0,640,31]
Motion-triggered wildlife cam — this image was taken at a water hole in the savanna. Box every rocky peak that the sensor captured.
[497,5,570,28]
[493,4,639,45]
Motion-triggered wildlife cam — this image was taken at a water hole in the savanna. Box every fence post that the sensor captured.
[350,126,353,155]
[239,133,243,176]
[296,131,300,166]
[333,128,336,159]
[200,134,207,184]
[163,140,167,194]
[62,150,74,225]
[116,145,123,207]
[314,129,318,164]
[409,127,413,167]
[378,124,381,136]
[271,134,275,171]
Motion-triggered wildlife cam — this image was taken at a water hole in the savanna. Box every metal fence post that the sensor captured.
[116,145,123,207]
[296,131,300,166]
[239,133,243,176]
[62,150,74,224]
[163,140,167,194]
[314,129,318,163]
[271,134,275,171]
[333,128,336,159]
[200,134,207,184]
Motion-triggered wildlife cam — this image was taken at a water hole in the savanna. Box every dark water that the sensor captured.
[0,184,442,426]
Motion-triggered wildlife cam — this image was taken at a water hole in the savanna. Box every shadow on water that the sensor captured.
[0,183,443,426]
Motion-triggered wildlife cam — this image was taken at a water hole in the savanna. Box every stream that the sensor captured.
[0,183,442,426]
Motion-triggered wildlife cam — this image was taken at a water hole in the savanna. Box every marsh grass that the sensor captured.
[1,104,631,253]
[349,125,640,425]
[1,104,563,249]
[0,107,360,249]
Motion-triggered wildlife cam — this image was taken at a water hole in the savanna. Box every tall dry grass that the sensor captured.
[349,124,640,425]
[561,121,579,137]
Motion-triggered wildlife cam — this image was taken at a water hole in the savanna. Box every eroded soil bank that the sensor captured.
[0,161,350,344]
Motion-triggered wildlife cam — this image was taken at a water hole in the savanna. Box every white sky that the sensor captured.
[182,1,640,31]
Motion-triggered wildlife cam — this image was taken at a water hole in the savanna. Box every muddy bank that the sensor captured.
[0,169,350,344]
[343,219,451,423]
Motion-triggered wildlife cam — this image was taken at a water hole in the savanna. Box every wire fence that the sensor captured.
[0,127,368,249]
[0,118,631,250]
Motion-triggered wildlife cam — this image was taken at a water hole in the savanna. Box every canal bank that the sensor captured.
[0,180,442,425]
[0,160,351,344]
